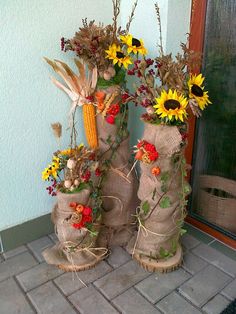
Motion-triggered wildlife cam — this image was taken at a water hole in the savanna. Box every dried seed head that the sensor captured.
[51,122,62,138]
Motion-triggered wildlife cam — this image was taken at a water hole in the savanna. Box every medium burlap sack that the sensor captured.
[96,86,139,247]
[132,122,186,272]
[43,189,107,271]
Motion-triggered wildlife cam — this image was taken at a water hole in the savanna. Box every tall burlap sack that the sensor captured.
[43,189,107,271]
[96,86,139,247]
[132,122,186,272]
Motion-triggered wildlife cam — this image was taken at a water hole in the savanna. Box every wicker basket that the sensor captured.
[198,175,236,233]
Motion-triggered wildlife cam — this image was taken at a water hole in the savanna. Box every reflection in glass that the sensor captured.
[190,0,236,238]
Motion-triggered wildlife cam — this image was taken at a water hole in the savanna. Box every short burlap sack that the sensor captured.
[131,122,186,272]
[43,189,107,271]
[96,86,139,247]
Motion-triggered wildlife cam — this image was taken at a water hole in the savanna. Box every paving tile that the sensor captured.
[135,268,191,304]
[3,245,27,259]
[182,251,208,275]
[202,294,230,314]
[54,261,112,296]
[210,241,236,261]
[27,236,53,262]
[184,224,214,244]
[178,265,231,307]
[107,246,131,268]
[28,281,76,314]
[94,260,150,300]
[113,287,161,314]
[192,243,236,277]
[221,278,236,300]
[156,291,201,314]
[69,284,118,314]
[0,252,38,282]
[16,262,63,292]
[48,233,58,243]
[181,233,200,250]
[0,278,34,314]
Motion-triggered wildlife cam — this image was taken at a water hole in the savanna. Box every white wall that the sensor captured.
[0,0,191,231]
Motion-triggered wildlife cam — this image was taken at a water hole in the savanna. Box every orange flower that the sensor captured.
[75,204,84,213]
[95,91,106,102]
[151,166,161,176]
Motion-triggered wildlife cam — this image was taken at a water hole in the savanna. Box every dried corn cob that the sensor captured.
[82,103,98,149]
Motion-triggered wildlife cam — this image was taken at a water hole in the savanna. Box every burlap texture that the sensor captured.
[43,189,107,268]
[96,87,139,247]
[133,122,185,259]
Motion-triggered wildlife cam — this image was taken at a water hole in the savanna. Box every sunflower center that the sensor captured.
[191,84,204,97]
[116,51,125,59]
[132,38,141,47]
[164,99,181,110]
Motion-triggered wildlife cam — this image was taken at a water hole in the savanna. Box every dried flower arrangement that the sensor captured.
[125,3,212,272]
[61,0,146,90]
[42,0,145,269]
[123,4,211,125]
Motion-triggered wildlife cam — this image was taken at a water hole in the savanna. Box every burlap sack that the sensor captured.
[43,189,107,270]
[96,86,139,247]
[132,122,187,271]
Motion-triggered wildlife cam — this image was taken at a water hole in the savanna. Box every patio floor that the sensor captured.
[0,223,235,314]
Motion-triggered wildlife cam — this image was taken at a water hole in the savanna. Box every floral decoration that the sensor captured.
[134,140,159,164]
[121,4,211,126]
[69,202,93,229]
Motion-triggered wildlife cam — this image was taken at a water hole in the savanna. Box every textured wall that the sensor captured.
[0,0,191,231]
[0,0,113,230]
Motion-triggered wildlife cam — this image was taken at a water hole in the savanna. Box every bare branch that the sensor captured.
[155,3,164,56]
[126,0,138,33]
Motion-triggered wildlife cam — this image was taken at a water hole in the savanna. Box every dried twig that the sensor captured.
[112,0,121,39]
[155,3,164,56]
[126,0,138,33]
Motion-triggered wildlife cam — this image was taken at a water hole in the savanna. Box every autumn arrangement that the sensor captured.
[41,1,211,273]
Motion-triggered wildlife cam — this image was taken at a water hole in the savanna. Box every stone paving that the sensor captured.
[0,226,235,314]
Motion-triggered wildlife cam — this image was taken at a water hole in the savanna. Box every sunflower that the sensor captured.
[188,74,211,110]
[105,44,132,69]
[154,89,188,122]
[120,34,147,55]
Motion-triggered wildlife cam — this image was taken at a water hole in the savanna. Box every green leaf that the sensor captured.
[160,172,170,183]
[171,239,177,253]
[183,183,191,194]
[159,247,170,259]
[160,196,171,208]
[142,201,150,215]
[180,228,187,236]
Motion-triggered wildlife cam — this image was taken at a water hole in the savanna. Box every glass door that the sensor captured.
[189,0,236,240]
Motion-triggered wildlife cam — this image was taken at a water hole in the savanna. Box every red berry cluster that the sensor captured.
[69,202,93,229]
[136,140,159,162]
[106,103,120,124]
[81,170,91,182]
[95,168,102,176]
[46,179,57,196]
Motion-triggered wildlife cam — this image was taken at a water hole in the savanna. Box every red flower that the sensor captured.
[73,222,84,229]
[137,140,147,149]
[82,215,92,223]
[83,206,92,216]
[107,104,120,116]
[106,115,115,124]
